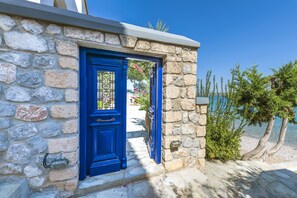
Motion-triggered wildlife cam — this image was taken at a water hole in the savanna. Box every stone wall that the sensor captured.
[0,13,204,196]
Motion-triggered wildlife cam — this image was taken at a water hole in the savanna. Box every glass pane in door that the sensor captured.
[97,71,115,110]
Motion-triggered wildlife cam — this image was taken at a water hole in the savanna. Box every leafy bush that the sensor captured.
[135,92,150,111]
[198,71,247,161]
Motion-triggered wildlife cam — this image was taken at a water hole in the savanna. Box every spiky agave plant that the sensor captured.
[148,19,169,32]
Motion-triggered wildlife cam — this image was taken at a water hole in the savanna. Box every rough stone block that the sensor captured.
[39,122,61,138]
[33,87,63,102]
[50,105,78,119]
[164,62,182,74]
[199,138,206,149]
[28,176,45,188]
[15,105,48,121]
[162,149,173,162]
[163,159,183,172]
[17,71,43,88]
[6,142,32,164]
[8,123,38,140]
[182,112,188,123]
[171,99,181,111]
[0,102,15,116]
[119,35,137,48]
[5,86,31,102]
[45,70,78,88]
[0,118,10,129]
[0,62,16,84]
[0,14,16,31]
[200,105,208,114]
[162,136,180,149]
[0,52,31,68]
[182,136,193,148]
[164,86,180,99]
[163,111,182,123]
[197,125,206,137]
[181,124,195,135]
[64,178,78,191]
[21,19,44,35]
[63,151,78,166]
[181,99,195,111]
[58,56,78,70]
[184,156,196,167]
[163,99,172,111]
[48,136,78,153]
[63,119,78,134]
[0,163,22,174]
[27,136,48,154]
[64,26,104,43]
[183,63,196,75]
[56,39,78,58]
[49,166,77,181]
[33,54,57,69]
[151,42,175,53]
[24,165,43,177]
[65,89,78,102]
[198,114,207,126]
[4,31,48,52]
[163,74,174,86]
[162,123,174,136]
[197,149,206,158]
[187,86,196,99]
[135,40,150,50]
[182,48,197,62]
[46,24,61,35]
[105,33,120,45]
[184,74,196,86]
[188,112,198,124]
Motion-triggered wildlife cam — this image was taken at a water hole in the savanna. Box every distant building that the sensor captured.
[25,0,88,14]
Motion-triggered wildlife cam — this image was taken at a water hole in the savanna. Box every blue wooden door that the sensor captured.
[85,55,127,176]
[80,48,161,180]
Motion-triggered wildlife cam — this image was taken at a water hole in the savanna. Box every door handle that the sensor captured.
[96,118,116,122]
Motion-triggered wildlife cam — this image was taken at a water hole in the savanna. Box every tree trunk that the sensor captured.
[241,116,275,160]
[261,117,288,160]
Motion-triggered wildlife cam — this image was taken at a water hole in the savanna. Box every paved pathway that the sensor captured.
[126,105,148,138]
[79,160,297,198]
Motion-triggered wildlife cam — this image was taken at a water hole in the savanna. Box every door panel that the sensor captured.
[148,64,156,159]
[86,55,127,176]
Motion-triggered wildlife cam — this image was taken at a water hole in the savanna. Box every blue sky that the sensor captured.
[87,0,297,81]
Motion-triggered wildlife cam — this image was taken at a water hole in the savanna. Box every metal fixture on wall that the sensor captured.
[43,153,69,169]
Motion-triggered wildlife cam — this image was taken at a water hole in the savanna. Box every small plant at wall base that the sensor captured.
[198,71,248,161]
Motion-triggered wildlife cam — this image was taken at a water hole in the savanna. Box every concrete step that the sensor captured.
[75,163,164,197]
[77,168,208,198]
[76,137,164,197]
[127,130,148,139]
[0,179,29,198]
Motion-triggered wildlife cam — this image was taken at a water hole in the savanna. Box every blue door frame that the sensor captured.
[79,48,163,180]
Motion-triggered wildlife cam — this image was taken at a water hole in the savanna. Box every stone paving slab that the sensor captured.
[78,160,297,198]
[0,179,29,198]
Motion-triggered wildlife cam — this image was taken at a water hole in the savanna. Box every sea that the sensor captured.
[242,111,297,148]
[210,96,297,148]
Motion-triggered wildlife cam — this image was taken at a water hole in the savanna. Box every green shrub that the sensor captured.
[198,71,247,161]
